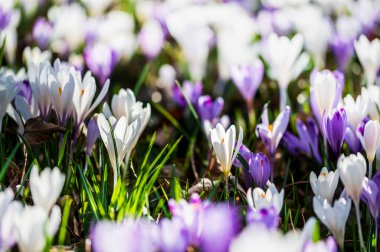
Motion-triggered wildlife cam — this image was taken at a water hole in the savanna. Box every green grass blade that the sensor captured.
[0,142,20,182]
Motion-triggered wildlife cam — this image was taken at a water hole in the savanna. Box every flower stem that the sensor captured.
[354,201,366,251]
[225,173,229,200]
[279,87,287,111]
[375,219,378,251]
[368,160,373,179]
[270,154,274,182]
[246,100,255,128]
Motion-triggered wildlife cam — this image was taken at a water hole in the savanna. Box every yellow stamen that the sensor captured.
[81,88,85,96]
[221,137,224,144]
[261,192,266,199]
[322,172,327,177]
[269,124,273,132]
[58,87,62,96]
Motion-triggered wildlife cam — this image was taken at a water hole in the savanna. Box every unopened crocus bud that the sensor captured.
[32,18,53,49]
[354,35,380,86]
[197,95,223,122]
[357,120,380,165]
[324,107,347,154]
[86,117,100,156]
[231,60,264,103]
[249,153,270,189]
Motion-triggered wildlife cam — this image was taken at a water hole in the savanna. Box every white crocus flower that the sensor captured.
[313,195,351,248]
[338,153,367,204]
[230,224,303,252]
[14,205,61,252]
[97,113,141,187]
[342,91,369,130]
[210,123,243,178]
[357,120,380,178]
[0,188,14,220]
[310,71,337,131]
[310,167,339,203]
[364,86,380,120]
[28,62,52,118]
[263,33,309,110]
[0,201,22,251]
[48,59,76,125]
[337,153,367,249]
[247,182,284,214]
[22,47,51,66]
[30,165,65,213]
[103,88,151,164]
[0,73,19,133]
[82,0,114,16]
[72,71,109,127]
[354,35,380,86]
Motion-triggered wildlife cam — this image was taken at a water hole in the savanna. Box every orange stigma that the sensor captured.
[81,88,85,96]
[269,124,273,132]
[58,87,62,96]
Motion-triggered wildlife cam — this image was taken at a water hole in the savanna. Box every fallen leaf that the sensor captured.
[23,117,66,145]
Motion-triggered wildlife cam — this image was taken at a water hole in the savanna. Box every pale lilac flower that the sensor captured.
[172,81,203,107]
[84,43,118,85]
[256,104,290,156]
[246,206,279,229]
[330,34,354,71]
[282,118,321,164]
[86,117,100,156]
[231,60,264,103]
[159,218,189,252]
[344,126,362,153]
[197,95,223,122]
[303,236,337,252]
[138,19,165,59]
[324,107,347,154]
[0,4,12,30]
[361,172,380,224]
[32,18,53,49]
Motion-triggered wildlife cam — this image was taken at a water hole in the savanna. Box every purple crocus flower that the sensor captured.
[231,60,264,103]
[247,152,271,188]
[303,236,337,252]
[361,172,380,225]
[0,5,11,30]
[330,34,354,72]
[282,118,322,164]
[324,107,347,154]
[32,18,53,50]
[344,126,362,153]
[159,218,189,252]
[197,95,223,122]
[86,118,100,156]
[246,206,279,229]
[17,80,32,104]
[256,104,291,157]
[233,144,251,168]
[172,81,203,107]
[84,43,118,86]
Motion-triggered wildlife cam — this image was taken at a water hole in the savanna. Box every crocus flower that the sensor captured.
[86,117,100,156]
[338,153,367,249]
[0,4,11,30]
[361,173,380,225]
[357,120,380,178]
[343,90,369,131]
[97,113,141,187]
[22,47,51,66]
[0,201,22,251]
[159,218,189,252]
[138,19,165,59]
[338,153,367,204]
[324,107,347,154]
[230,59,264,103]
[310,167,339,203]
[72,70,110,128]
[344,126,362,153]
[48,59,76,126]
[32,18,53,49]
[354,35,380,86]
[232,144,251,169]
[29,165,65,213]
[197,95,223,121]
[282,118,321,164]
[246,206,279,230]
[210,123,243,179]
[330,34,354,71]
[256,104,291,157]
[84,43,118,85]
[172,81,203,108]
[0,73,18,133]
[0,188,13,220]
[313,194,351,248]
[263,33,309,110]
[230,224,303,252]
[310,70,342,132]
[246,152,271,188]
[303,236,337,252]
[247,183,284,215]
[13,205,61,252]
